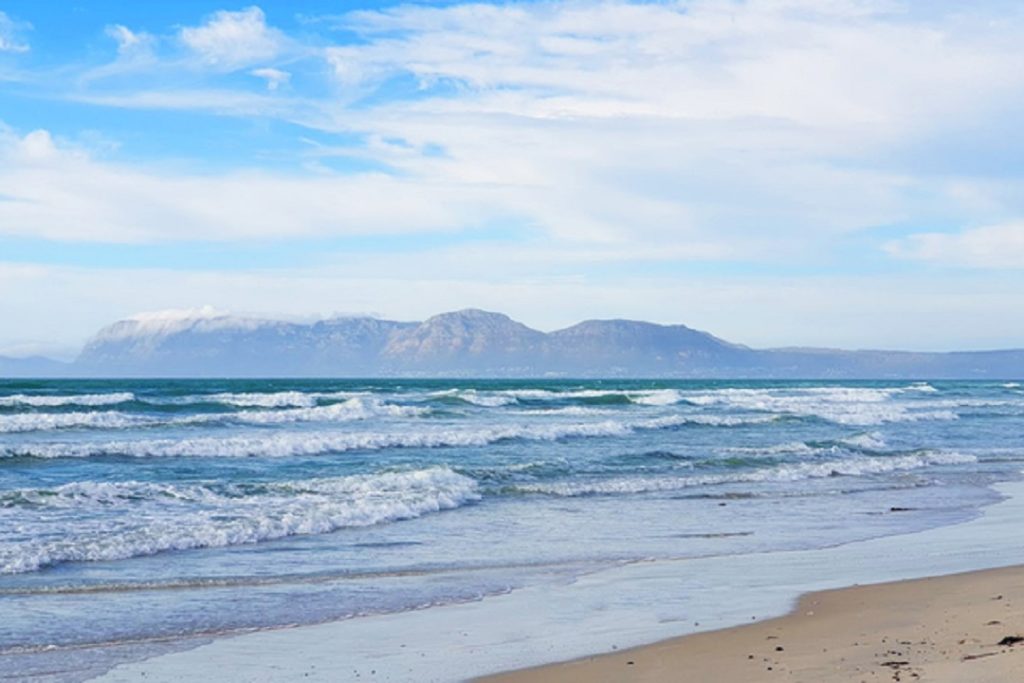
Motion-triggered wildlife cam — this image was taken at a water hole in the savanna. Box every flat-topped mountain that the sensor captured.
[4,308,1023,378]
[77,309,415,376]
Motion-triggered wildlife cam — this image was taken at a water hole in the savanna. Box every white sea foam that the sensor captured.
[514,452,978,496]
[456,388,687,406]
[517,406,618,417]
[419,387,686,407]
[0,398,425,434]
[217,398,429,425]
[722,441,824,457]
[681,387,957,426]
[500,389,609,401]
[630,389,686,406]
[0,468,478,574]
[722,432,891,457]
[0,392,135,407]
[840,432,888,451]
[0,411,151,434]
[506,388,685,405]
[148,390,372,408]
[927,397,1020,409]
[453,390,518,407]
[201,391,321,408]
[0,414,773,460]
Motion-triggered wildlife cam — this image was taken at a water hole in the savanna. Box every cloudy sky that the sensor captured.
[1,0,1023,358]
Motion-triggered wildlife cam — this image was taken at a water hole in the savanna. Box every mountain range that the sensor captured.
[2,308,1023,379]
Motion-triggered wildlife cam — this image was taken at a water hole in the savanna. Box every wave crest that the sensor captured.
[0,468,478,574]
[512,452,977,497]
[681,387,958,425]
[0,414,774,459]
[0,392,135,407]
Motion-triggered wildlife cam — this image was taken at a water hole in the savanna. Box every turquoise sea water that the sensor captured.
[1,379,1022,679]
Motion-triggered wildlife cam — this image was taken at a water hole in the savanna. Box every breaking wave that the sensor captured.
[680,387,959,425]
[0,468,478,574]
[0,414,776,459]
[0,397,428,434]
[210,397,429,425]
[152,390,369,409]
[512,452,977,497]
[0,411,151,434]
[0,392,136,407]
[429,388,686,407]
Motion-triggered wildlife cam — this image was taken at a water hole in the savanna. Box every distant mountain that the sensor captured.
[76,309,414,377]
[381,310,547,373]
[0,355,70,378]
[4,308,1023,378]
[545,319,748,374]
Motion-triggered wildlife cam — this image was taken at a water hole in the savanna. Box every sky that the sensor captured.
[1,0,1023,359]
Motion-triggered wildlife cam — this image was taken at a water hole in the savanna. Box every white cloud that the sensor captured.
[326,0,1022,132]
[0,10,29,53]
[0,121,900,256]
[885,222,1024,268]
[0,126,516,242]
[39,2,1024,251]
[307,0,1024,245]
[71,89,294,116]
[16,129,59,161]
[105,24,154,56]
[250,66,290,90]
[180,6,284,68]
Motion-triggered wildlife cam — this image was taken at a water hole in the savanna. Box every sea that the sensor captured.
[1,378,1023,680]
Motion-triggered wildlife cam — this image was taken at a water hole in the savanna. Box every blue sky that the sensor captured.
[1,0,1023,358]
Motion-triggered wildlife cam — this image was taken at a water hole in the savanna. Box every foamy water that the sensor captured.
[1,379,1022,679]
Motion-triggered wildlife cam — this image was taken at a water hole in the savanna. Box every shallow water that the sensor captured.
[1,379,1022,677]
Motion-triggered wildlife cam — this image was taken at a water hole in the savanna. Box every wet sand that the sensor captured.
[92,480,1024,682]
[480,565,1024,683]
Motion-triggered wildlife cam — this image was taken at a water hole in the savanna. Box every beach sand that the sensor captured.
[480,565,1024,683]
[92,480,1024,683]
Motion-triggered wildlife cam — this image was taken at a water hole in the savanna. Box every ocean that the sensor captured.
[1,378,1023,680]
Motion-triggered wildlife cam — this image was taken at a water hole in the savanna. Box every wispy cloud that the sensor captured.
[67,89,296,116]
[886,223,1024,268]
[323,0,1022,130]
[0,10,30,53]
[4,2,1024,259]
[105,24,155,57]
[0,126,516,243]
[250,66,290,91]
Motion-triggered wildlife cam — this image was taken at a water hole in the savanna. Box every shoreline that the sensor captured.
[480,564,1024,682]
[92,477,1024,682]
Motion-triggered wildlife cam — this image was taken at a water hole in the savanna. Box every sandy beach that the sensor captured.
[82,478,1024,683]
[482,565,1024,683]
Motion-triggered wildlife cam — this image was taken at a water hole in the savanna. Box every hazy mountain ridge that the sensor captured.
[3,309,1023,378]
[0,355,71,378]
[77,313,417,377]
[380,310,546,371]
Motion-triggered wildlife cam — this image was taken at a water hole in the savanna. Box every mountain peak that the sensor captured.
[423,309,514,323]
[382,309,544,367]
